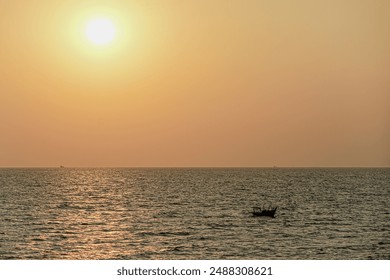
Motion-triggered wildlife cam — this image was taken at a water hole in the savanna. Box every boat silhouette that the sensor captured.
[252,206,277,218]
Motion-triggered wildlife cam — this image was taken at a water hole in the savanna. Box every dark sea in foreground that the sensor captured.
[0,168,389,260]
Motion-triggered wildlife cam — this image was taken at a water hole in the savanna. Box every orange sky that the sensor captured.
[1,0,389,167]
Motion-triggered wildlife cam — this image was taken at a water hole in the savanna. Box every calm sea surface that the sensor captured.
[0,168,389,259]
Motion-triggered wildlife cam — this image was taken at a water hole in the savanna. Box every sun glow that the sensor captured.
[85,18,116,45]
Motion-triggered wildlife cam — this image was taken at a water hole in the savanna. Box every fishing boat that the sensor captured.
[252,206,277,218]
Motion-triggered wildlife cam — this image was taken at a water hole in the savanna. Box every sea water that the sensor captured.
[0,168,389,259]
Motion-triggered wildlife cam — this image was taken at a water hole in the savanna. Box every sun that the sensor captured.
[85,18,116,45]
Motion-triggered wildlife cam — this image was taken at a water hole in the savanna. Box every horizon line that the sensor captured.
[0,166,389,169]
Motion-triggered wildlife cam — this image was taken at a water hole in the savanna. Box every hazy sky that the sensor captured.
[1,0,389,167]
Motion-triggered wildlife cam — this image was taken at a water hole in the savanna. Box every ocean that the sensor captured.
[0,168,389,259]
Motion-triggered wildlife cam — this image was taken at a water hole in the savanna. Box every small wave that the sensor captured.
[31,238,46,242]
[138,231,191,237]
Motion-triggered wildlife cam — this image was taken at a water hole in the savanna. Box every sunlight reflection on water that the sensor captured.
[0,168,389,259]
